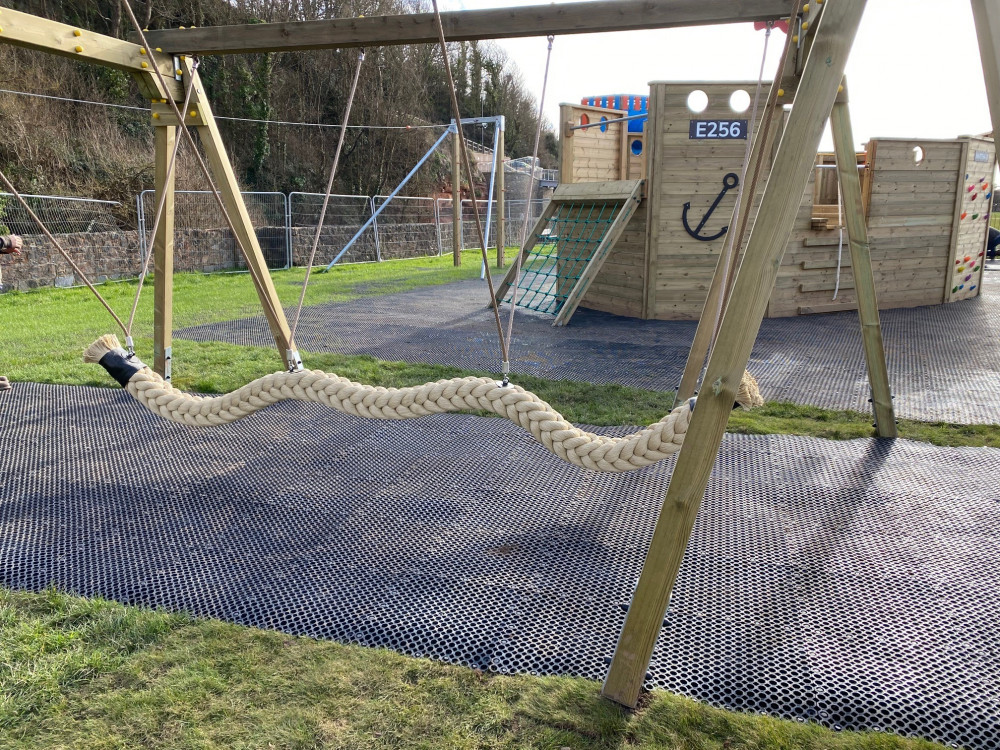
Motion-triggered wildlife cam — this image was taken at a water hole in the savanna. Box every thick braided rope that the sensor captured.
[123,366,694,473]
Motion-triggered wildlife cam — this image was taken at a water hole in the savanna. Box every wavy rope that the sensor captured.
[86,338,695,473]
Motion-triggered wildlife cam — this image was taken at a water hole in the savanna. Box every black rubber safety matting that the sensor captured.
[178,270,1000,425]
[1,382,997,749]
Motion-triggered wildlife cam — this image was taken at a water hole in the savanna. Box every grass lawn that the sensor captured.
[1,589,947,750]
[0,257,991,748]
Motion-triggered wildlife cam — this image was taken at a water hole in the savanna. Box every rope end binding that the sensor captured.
[83,334,148,388]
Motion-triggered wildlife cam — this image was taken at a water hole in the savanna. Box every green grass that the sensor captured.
[2,254,999,446]
[1,588,947,750]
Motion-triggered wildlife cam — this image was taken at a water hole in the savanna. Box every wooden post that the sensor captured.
[182,63,294,359]
[972,0,1000,146]
[496,122,506,268]
[602,0,869,708]
[453,129,462,266]
[152,124,176,379]
[829,89,897,437]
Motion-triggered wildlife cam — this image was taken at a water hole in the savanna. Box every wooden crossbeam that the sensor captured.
[142,0,791,55]
[0,7,179,101]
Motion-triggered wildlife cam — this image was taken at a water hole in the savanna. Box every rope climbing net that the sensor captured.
[506,200,622,315]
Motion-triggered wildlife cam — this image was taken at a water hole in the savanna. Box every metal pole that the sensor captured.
[324,123,455,271]
[481,120,502,279]
[569,112,647,131]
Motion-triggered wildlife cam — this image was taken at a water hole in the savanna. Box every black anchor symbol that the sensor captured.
[682,172,740,241]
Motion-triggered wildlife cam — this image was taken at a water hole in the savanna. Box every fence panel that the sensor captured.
[0,193,137,293]
[1,192,123,235]
[371,195,440,260]
[289,192,376,266]
[435,197,549,253]
[139,190,289,271]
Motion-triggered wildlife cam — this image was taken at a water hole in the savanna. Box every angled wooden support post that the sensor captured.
[174,61,294,361]
[829,88,897,437]
[676,74,782,402]
[602,0,869,708]
[152,125,177,380]
[972,0,1000,144]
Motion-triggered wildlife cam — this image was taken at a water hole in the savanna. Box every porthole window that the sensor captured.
[686,90,708,113]
[729,89,751,113]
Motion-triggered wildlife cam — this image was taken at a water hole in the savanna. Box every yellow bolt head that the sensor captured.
[141,61,148,69]
[152,112,160,119]
[73,29,82,36]
[180,55,186,60]
[189,110,197,118]
[803,3,809,11]
[75,45,83,53]
[792,34,799,43]
[175,69,183,76]
[179,25,185,29]
[160,99,167,104]
[156,47,162,52]
[801,21,809,30]
[838,84,844,93]
[777,88,785,97]
[140,48,147,55]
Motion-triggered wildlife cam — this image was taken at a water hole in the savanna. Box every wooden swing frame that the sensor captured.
[2,0,998,710]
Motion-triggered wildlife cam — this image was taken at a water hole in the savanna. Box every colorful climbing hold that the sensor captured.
[953,286,959,293]
[970,285,977,291]
[973,214,979,220]
[959,266,966,272]
[971,193,978,200]
[968,184,975,191]
[965,275,972,281]
[965,256,971,262]
[961,212,968,219]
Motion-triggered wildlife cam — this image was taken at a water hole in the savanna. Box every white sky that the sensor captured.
[438,0,992,152]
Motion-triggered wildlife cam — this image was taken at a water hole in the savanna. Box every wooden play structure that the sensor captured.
[554,86,996,320]
[2,0,999,714]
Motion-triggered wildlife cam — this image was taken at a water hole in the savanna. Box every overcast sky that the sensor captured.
[437,0,992,153]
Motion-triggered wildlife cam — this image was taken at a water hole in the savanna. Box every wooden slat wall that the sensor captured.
[559,103,627,184]
[645,82,768,320]
[946,137,995,302]
[578,205,648,318]
[557,103,649,317]
[768,138,967,317]
[626,133,646,180]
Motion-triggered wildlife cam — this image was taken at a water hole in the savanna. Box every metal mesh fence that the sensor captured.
[436,198,549,254]
[0,192,122,235]
[138,190,289,271]
[289,192,377,265]
[372,195,439,260]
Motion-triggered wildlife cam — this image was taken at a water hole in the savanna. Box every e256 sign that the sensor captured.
[688,120,748,140]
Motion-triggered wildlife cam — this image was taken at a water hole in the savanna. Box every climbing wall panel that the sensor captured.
[948,137,995,302]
